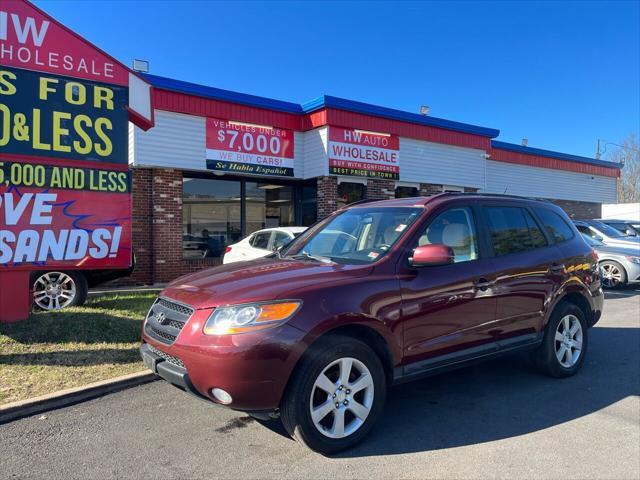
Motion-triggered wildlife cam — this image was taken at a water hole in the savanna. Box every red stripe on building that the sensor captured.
[489,147,620,178]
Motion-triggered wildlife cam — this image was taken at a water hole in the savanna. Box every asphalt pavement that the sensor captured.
[1,288,639,479]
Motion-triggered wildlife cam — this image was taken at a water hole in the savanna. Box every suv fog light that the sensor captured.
[211,388,232,404]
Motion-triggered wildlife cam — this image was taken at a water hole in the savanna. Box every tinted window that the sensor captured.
[524,210,548,247]
[487,207,545,256]
[251,232,271,250]
[533,207,575,243]
[418,207,479,263]
[272,232,292,250]
[592,221,625,238]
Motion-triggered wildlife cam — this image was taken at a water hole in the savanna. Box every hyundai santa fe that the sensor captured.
[140,193,603,454]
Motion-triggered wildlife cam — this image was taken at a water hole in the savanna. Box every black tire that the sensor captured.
[67,271,88,307]
[280,335,386,455]
[599,260,627,289]
[535,302,588,378]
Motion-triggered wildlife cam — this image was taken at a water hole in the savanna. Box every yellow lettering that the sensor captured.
[0,71,17,95]
[65,82,86,105]
[73,115,93,155]
[32,109,51,150]
[39,77,59,101]
[94,117,113,156]
[0,104,9,146]
[52,111,72,152]
[93,86,114,110]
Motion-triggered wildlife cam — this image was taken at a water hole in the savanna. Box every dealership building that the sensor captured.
[125,73,621,285]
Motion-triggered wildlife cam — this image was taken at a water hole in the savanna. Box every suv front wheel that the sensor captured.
[280,335,386,455]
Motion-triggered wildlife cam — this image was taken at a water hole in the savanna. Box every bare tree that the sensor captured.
[606,134,640,203]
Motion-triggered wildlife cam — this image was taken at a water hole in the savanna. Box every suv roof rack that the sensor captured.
[435,192,552,203]
[338,198,383,209]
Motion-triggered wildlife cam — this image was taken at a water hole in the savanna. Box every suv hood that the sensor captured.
[160,257,373,309]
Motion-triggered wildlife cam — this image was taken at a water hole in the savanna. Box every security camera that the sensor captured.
[482,153,491,159]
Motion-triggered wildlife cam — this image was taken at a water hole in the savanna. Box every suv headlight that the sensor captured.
[203,301,302,335]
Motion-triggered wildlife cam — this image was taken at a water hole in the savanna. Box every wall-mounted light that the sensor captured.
[228,120,274,130]
[354,129,391,137]
[132,59,149,73]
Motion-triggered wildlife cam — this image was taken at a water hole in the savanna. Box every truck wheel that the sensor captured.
[535,302,588,378]
[280,335,386,455]
[32,271,88,310]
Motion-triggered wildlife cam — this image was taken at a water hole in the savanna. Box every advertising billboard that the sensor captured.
[328,126,400,180]
[205,117,295,177]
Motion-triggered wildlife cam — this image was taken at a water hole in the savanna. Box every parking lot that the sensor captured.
[1,288,638,479]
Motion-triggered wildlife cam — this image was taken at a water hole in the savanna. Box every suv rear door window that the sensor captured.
[533,207,575,243]
[486,206,547,256]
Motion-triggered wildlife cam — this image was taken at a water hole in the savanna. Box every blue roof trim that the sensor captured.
[142,73,303,114]
[491,140,622,169]
[301,95,500,138]
[142,73,499,138]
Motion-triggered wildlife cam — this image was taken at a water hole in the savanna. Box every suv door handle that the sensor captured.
[473,278,495,291]
[548,264,566,274]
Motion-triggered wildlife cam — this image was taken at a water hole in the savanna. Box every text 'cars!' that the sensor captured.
[222,227,307,264]
[581,233,640,288]
[140,193,604,454]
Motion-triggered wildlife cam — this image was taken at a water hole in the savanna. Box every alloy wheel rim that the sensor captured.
[33,272,77,310]
[554,314,583,368]
[309,357,375,439]
[600,263,622,288]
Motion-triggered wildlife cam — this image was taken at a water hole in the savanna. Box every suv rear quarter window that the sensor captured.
[533,207,575,243]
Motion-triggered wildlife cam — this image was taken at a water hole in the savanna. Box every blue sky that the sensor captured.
[35,0,639,159]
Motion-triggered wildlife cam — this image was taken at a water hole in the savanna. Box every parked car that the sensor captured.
[573,219,640,249]
[223,227,307,264]
[31,254,135,310]
[581,233,640,288]
[597,218,640,237]
[141,194,603,454]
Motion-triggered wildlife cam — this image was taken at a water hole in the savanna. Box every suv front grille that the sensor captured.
[144,297,194,345]
[148,343,185,369]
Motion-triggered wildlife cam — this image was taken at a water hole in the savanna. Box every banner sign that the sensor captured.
[328,127,400,180]
[205,117,295,177]
[0,66,128,164]
[0,1,134,274]
[0,0,129,86]
[0,187,131,269]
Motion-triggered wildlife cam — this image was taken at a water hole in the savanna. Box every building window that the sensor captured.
[338,182,366,209]
[182,176,316,259]
[182,178,242,259]
[395,186,419,198]
[442,185,464,193]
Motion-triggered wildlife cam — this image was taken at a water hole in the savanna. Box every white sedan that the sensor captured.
[223,227,307,264]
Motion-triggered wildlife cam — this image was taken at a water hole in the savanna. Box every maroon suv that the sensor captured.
[140,193,603,454]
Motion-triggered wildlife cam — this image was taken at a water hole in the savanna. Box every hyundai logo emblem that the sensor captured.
[154,311,167,325]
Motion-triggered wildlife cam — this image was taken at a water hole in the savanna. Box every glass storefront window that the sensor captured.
[182,176,316,259]
[395,186,419,198]
[337,182,366,209]
[246,183,295,235]
[183,178,241,259]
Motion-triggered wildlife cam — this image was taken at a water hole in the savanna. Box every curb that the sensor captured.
[0,370,158,425]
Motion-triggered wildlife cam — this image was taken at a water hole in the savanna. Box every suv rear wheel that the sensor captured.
[280,335,386,455]
[535,302,588,378]
[599,260,627,289]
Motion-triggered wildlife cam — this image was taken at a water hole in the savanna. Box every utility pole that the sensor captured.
[596,138,601,160]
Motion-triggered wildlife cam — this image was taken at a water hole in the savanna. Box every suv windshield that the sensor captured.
[283,207,422,264]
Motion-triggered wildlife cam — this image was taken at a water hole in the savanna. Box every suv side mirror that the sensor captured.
[626,229,637,237]
[593,234,604,242]
[410,244,455,267]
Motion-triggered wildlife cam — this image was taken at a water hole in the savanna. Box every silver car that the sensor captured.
[582,234,640,288]
[574,219,640,249]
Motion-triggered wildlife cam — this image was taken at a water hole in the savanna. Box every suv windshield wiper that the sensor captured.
[289,252,334,264]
